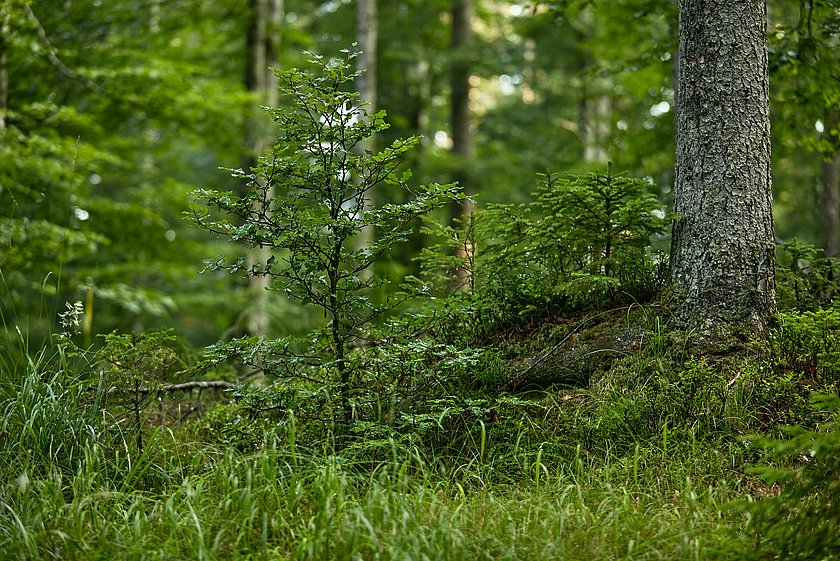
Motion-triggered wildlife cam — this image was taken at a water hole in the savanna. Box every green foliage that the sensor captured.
[585,306,839,446]
[95,330,183,389]
[0,0,253,345]
[4,2,840,558]
[768,306,840,384]
[587,354,729,450]
[416,211,480,292]
[534,165,672,279]
[775,239,839,310]
[744,395,840,561]
[92,329,185,451]
[192,50,461,424]
[1,0,831,349]
[6,277,836,561]
[43,315,216,456]
[769,0,840,244]
[0,344,108,479]
[0,426,749,561]
[419,165,672,336]
[198,330,510,456]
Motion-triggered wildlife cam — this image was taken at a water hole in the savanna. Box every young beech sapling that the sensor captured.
[191,51,461,424]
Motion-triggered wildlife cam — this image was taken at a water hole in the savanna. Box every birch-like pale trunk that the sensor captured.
[450,0,475,290]
[242,0,282,337]
[355,0,377,270]
[0,5,9,130]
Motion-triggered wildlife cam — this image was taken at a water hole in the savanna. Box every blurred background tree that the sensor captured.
[1,0,834,350]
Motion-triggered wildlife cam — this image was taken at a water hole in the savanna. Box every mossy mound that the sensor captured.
[482,302,839,438]
[495,307,653,391]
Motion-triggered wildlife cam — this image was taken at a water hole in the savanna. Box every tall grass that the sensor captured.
[2,437,751,561]
[0,338,104,476]
[2,329,812,561]
[1,352,751,561]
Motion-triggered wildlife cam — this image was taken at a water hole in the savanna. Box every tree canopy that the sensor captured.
[0,0,835,345]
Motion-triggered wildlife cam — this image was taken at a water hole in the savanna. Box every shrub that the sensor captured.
[191,50,461,425]
[775,239,839,310]
[743,394,840,560]
[418,165,672,335]
[533,166,672,280]
[769,305,840,384]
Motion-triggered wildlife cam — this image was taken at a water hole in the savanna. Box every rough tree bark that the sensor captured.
[670,0,776,341]
[668,0,679,135]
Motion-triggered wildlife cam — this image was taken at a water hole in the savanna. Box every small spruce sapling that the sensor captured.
[535,164,672,278]
[191,50,461,424]
[418,166,673,328]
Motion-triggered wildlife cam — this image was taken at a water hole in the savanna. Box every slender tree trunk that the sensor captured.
[326,241,351,424]
[572,9,610,165]
[355,0,377,271]
[412,59,431,134]
[450,0,475,288]
[450,0,473,204]
[244,0,282,159]
[242,0,282,337]
[821,155,840,261]
[582,94,610,164]
[820,109,840,261]
[670,0,775,340]
[356,0,377,114]
[134,377,143,452]
[149,0,161,34]
[0,4,9,130]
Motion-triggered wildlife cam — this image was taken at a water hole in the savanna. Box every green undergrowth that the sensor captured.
[1,455,752,561]
[4,49,839,561]
[1,397,752,561]
[3,304,840,560]
[3,237,840,560]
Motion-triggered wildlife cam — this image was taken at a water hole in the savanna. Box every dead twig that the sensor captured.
[99,380,237,396]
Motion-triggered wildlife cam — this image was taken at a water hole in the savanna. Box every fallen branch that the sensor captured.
[100,380,237,395]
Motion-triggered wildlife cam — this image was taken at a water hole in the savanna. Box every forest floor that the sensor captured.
[1,306,837,560]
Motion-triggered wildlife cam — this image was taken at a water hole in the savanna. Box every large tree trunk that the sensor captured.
[668,0,679,137]
[670,0,776,340]
[242,0,282,337]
